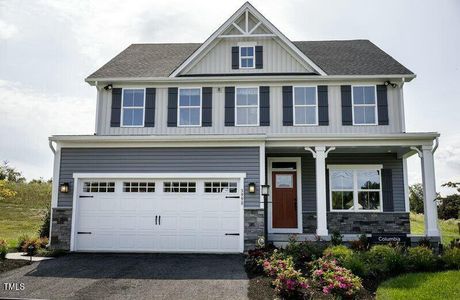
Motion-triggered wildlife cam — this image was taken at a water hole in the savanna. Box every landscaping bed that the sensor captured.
[245,234,460,299]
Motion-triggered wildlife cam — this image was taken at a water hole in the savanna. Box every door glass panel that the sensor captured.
[275,174,293,188]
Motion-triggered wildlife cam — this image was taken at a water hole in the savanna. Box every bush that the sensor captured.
[406,246,437,271]
[342,251,371,278]
[330,230,343,246]
[368,245,406,275]
[449,238,460,249]
[35,248,67,257]
[38,207,51,238]
[437,193,460,220]
[350,234,370,252]
[442,247,460,269]
[323,245,353,263]
[17,235,48,254]
[245,246,277,275]
[0,239,8,260]
[262,251,309,298]
[309,257,362,297]
[284,237,325,268]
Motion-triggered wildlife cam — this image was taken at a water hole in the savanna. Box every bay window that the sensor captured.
[329,165,382,212]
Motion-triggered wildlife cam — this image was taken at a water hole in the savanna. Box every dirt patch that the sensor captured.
[247,276,275,300]
[0,259,30,273]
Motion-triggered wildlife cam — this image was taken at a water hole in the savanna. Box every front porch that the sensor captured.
[260,133,441,246]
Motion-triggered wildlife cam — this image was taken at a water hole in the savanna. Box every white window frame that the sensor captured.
[235,86,259,126]
[328,164,383,212]
[293,86,319,126]
[239,46,255,69]
[177,87,202,127]
[120,88,145,127]
[351,85,378,126]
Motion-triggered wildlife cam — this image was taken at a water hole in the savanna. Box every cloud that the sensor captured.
[0,80,94,180]
[0,19,18,40]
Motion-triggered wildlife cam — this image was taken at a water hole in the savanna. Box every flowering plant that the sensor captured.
[262,250,310,297]
[309,257,362,297]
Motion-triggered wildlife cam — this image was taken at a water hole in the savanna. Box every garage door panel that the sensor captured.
[75,177,242,253]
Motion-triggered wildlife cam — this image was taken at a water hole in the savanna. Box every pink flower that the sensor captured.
[322,287,331,294]
[339,283,347,289]
[313,269,324,276]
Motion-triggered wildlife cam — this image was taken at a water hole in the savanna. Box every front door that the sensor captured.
[272,172,297,228]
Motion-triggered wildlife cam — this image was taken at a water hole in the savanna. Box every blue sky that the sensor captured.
[0,0,459,194]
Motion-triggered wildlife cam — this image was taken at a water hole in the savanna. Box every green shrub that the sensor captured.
[0,239,8,260]
[284,237,325,268]
[35,248,67,257]
[368,245,406,275]
[342,251,371,278]
[17,234,48,254]
[441,247,460,270]
[350,234,370,251]
[245,246,277,275]
[323,245,353,262]
[407,246,437,271]
[38,207,51,238]
[330,230,343,246]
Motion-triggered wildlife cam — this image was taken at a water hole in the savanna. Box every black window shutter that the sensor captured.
[255,46,263,69]
[225,87,235,126]
[282,86,293,126]
[382,169,394,212]
[259,86,270,126]
[341,85,353,126]
[144,88,155,127]
[202,87,212,127]
[231,47,239,70]
[167,87,178,127]
[110,88,122,127]
[377,85,389,125]
[318,85,329,126]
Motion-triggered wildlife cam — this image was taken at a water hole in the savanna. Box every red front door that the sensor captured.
[272,171,297,228]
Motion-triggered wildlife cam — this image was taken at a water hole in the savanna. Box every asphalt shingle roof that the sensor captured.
[87,40,413,79]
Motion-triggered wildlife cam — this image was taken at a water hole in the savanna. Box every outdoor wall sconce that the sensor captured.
[104,84,113,90]
[59,182,70,193]
[248,182,256,193]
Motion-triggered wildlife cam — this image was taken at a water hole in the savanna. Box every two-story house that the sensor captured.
[49,2,440,252]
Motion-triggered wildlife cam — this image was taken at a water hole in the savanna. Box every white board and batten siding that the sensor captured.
[96,85,404,136]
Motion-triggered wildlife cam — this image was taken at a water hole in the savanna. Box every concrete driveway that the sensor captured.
[0,253,249,300]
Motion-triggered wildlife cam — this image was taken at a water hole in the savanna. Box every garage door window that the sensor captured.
[204,182,238,193]
[163,182,196,193]
[123,182,155,193]
[83,182,115,193]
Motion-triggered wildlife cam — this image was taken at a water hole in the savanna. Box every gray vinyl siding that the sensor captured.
[58,147,260,208]
[182,38,313,75]
[267,153,405,213]
[97,85,403,135]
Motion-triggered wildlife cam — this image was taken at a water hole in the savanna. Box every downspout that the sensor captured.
[49,140,56,154]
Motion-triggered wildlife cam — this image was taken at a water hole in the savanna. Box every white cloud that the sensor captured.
[0,80,94,180]
[0,19,18,40]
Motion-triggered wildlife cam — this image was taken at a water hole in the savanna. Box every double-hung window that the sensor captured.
[352,86,377,125]
[329,165,382,212]
[293,86,318,125]
[235,87,259,126]
[178,88,201,126]
[240,46,255,68]
[122,89,145,127]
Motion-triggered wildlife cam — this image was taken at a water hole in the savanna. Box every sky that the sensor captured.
[0,0,459,194]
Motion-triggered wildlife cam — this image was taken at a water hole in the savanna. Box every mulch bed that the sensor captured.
[0,259,30,273]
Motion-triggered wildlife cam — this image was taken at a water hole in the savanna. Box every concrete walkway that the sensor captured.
[6,252,55,261]
[0,253,249,300]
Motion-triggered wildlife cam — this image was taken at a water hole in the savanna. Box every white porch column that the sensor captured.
[315,146,328,236]
[421,146,440,236]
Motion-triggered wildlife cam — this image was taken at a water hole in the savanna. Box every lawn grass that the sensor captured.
[376,271,460,300]
[410,212,459,245]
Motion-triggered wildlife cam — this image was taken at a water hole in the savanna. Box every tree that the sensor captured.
[0,161,25,183]
[437,182,460,220]
[409,183,424,213]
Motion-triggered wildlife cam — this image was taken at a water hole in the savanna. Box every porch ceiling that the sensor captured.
[266,145,415,158]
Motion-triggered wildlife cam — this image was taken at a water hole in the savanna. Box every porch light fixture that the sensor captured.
[59,182,70,193]
[261,184,270,196]
[104,84,113,90]
[248,182,256,193]
[384,81,398,88]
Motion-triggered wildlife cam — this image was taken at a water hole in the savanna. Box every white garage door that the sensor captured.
[72,175,244,253]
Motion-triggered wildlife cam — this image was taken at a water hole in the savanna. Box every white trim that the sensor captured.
[120,88,145,127]
[95,86,102,132]
[259,144,266,208]
[169,2,327,77]
[70,176,79,251]
[328,165,383,212]
[177,87,202,127]
[51,142,61,208]
[403,157,410,212]
[235,86,260,126]
[351,85,378,126]
[239,45,255,69]
[293,86,319,126]
[267,157,303,234]
[72,173,247,180]
[239,176,245,252]
[399,82,406,132]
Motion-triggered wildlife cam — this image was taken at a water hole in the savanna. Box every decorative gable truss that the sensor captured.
[170,2,326,77]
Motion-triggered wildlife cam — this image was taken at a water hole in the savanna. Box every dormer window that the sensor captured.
[239,46,255,68]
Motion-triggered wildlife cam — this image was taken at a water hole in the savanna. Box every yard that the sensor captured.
[410,212,460,245]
